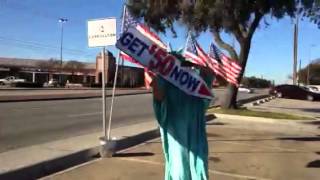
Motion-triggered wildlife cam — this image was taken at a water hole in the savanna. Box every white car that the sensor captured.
[238,86,254,93]
[0,76,26,85]
[307,86,320,93]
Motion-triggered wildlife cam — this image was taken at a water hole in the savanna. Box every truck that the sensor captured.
[0,76,26,85]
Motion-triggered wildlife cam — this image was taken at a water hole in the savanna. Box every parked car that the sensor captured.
[238,86,254,93]
[269,84,320,101]
[0,76,26,85]
[43,78,58,87]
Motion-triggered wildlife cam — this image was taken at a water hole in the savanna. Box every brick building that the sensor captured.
[0,51,145,87]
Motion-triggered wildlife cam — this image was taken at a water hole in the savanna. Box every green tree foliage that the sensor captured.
[36,58,60,72]
[241,76,272,88]
[128,0,320,108]
[298,59,320,85]
[63,61,85,82]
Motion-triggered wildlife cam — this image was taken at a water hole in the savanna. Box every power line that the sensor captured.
[0,36,96,56]
[0,38,97,60]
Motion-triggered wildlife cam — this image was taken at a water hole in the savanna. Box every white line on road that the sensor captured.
[67,112,102,118]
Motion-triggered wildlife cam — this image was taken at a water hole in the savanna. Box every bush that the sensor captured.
[10,82,43,88]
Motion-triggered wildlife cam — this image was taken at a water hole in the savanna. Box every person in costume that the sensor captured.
[151,52,214,180]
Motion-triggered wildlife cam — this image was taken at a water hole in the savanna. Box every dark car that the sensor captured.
[269,84,320,101]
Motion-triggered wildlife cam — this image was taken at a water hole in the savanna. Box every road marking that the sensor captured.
[120,157,272,180]
[67,112,102,118]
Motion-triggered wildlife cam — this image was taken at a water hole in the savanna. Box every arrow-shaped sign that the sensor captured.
[116,27,212,99]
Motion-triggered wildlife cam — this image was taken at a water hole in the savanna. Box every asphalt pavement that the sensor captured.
[0,89,268,153]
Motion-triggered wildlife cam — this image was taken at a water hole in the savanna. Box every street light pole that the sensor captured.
[292,17,298,85]
[58,18,68,85]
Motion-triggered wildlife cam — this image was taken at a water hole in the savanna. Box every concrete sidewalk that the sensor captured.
[0,121,158,176]
[42,116,320,180]
[0,88,150,102]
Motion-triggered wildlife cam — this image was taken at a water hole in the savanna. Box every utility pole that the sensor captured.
[307,63,310,85]
[58,18,68,85]
[298,59,301,86]
[292,17,298,85]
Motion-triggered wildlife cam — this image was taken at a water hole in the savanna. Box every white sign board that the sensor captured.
[116,27,213,99]
[88,18,117,47]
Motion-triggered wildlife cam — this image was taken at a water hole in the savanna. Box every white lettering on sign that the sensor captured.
[116,27,212,99]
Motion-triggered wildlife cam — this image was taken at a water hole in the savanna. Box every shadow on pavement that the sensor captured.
[206,114,217,121]
[114,152,155,157]
[207,132,220,137]
[278,137,320,141]
[307,160,320,168]
[206,122,227,126]
[303,120,320,125]
[209,156,221,162]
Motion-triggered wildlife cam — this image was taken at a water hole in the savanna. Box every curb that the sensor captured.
[237,94,271,106]
[0,91,151,103]
[0,128,160,180]
[212,113,320,133]
[250,96,276,106]
[209,94,271,108]
[213,113,302,124]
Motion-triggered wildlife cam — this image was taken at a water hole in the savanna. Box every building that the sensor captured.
[0,51,145,87]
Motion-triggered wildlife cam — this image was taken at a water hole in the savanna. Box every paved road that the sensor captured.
[0,89,267,153]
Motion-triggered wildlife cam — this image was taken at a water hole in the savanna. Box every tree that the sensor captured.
[36,58,60,72]
[241,76,271,88]
[297,60,320,85]
[63,61,85,83]
[128,0,320,109]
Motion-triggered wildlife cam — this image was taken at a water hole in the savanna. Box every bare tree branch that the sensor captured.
[247,12,263,40]
[212,29,239,60]
[238,24,247,37]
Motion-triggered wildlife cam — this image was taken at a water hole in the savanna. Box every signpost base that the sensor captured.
[99,137,117,158]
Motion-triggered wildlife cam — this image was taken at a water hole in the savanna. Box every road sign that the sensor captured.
[88,18,117,47]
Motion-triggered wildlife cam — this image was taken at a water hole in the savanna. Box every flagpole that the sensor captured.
[106,5,126,140]
[184,31,191,54]
[120,6,126,87]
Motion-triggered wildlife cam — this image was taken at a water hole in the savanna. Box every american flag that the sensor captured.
[122,5,139,33]
[119,5,166,89]
[183,33,207,66]
[208,43,242,86]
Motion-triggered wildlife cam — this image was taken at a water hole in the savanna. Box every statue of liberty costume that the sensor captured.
[152,52,214,180]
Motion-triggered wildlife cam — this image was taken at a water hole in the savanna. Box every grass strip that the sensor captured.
[208,107,314,120]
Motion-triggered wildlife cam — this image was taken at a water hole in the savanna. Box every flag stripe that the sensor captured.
[209,43,242,86]
[136,25,166,49]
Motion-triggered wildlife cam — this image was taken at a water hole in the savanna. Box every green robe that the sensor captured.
[153,71,214,180]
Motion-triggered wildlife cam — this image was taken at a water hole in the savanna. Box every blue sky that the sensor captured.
[0,0,319,84]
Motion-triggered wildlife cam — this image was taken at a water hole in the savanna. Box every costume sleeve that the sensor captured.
[152,76,167,127]
[200,70,215,109]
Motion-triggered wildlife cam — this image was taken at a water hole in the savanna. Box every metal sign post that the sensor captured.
[101,47,107,138]
[87,18,116,155]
